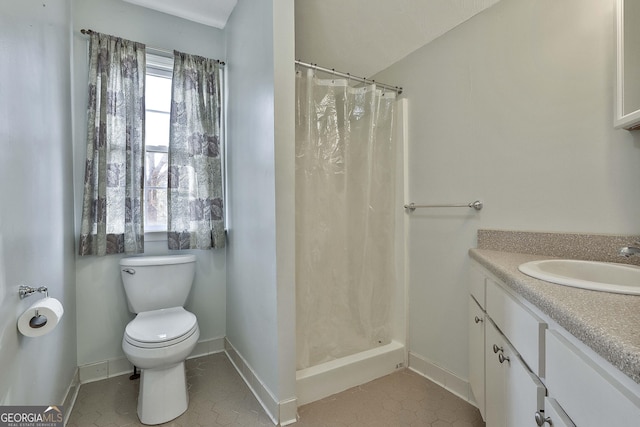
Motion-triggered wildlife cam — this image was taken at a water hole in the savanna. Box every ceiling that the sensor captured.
[123,0,500,78]
[122,0,237,29]
[296,0,501,77]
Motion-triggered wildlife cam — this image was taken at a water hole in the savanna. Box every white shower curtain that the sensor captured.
[296,68,397,370]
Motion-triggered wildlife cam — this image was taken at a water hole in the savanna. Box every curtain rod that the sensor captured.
[80,29,226,66]
[295,60,403,95]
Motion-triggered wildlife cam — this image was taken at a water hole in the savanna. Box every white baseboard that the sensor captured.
[279,397,298,426]
[190,335,225,358]
[408,351,474,404]
[224,338,297,426]
[78,360,124,384]
[77,336,226,384]
[62,368,80,425]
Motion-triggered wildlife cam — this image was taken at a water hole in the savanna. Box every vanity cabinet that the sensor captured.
[469,264,546,426]
[470,258,640,427]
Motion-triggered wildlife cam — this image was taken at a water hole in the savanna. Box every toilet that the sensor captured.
[120,254,200,425]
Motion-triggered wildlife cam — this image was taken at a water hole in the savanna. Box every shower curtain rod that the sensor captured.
[80,29,226,66]
[295,60,403,95]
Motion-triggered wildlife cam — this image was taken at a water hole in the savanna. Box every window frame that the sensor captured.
[144,51,173,237]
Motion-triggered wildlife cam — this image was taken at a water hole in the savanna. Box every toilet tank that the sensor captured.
[120,254,197,313]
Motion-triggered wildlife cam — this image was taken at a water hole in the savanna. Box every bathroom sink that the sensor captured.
[518,259,640,295]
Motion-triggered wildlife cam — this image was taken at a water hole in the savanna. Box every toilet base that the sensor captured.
[137,362,188,425]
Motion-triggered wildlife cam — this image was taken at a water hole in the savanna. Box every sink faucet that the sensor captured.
[619,243,640,257]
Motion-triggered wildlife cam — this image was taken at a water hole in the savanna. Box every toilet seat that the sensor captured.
[125,307,198,349]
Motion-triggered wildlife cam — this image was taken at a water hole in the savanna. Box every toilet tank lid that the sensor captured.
[119,254,196,267]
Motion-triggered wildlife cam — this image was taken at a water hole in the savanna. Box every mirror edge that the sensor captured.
[615,0,640,130]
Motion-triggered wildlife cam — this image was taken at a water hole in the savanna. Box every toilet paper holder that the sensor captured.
[19,285,49,299]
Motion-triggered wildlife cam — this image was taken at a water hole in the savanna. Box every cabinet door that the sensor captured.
[469,297,485,420]
[541,397,575,427]
[485,320,505,427]
[486,278,546,377]
[546,329,640,427]
[486,320,545,427]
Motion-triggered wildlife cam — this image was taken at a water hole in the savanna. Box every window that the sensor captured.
[144,53,173,232]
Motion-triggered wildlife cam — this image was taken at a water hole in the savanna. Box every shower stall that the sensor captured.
[295,65,407,404]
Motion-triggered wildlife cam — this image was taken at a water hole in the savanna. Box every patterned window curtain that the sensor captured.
[168,51,225,250]
[78,32,145,256]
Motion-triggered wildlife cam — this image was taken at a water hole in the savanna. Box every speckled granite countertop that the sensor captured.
[469,248,640,384]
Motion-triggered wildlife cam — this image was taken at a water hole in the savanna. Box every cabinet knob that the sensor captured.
[498,353,510,364]
[474,316,483,324]
[534,411,551,426]
[492,344,503,354]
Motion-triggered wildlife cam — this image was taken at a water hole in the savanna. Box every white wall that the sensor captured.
[375,0,640,387]
[273,0,297,408]
[0,0,77,405]
[71,0,227,367]
[225,0,296,415]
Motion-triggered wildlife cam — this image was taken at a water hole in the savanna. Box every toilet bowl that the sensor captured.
[119,255,199,425]
[122,307,200,425]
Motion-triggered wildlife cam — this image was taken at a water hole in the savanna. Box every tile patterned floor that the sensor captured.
[67,353,484,427]
[67,353,273,427]
[297,369,484,427]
